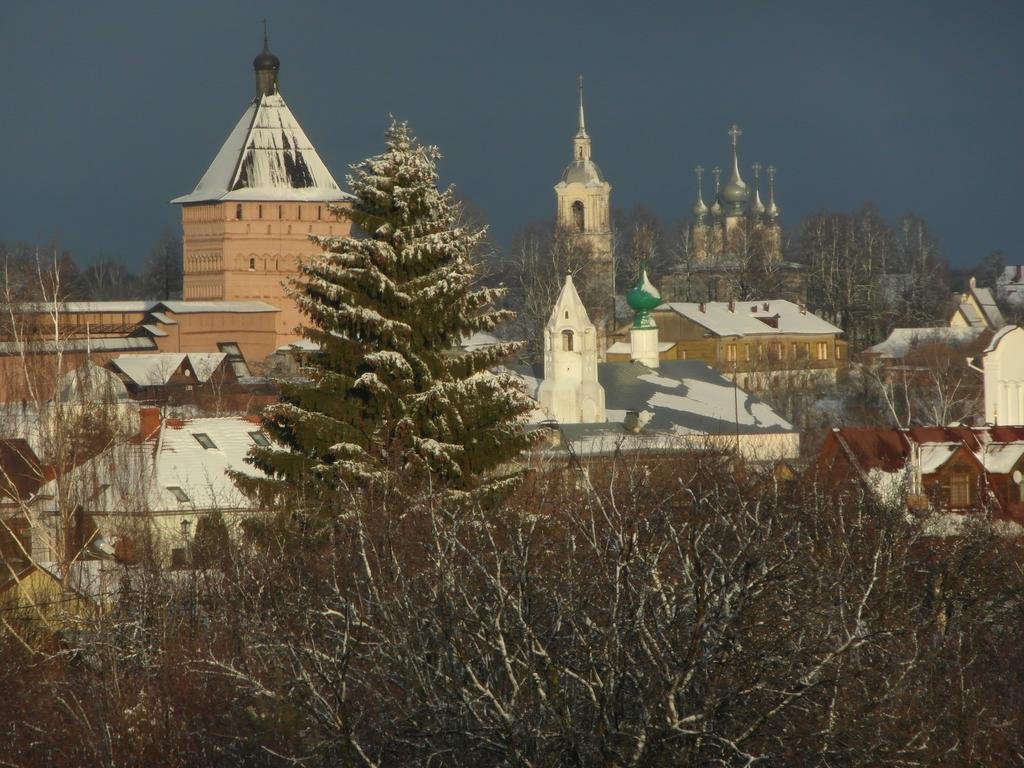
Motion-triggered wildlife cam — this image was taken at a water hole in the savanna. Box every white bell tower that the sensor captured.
[538,275,606,424]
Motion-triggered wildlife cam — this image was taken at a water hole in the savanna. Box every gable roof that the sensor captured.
[171,92,353,205]
[35,416,267,516]
[971,285,1004,329]
[864,326,989,359]
[110,353,230,387]
[826,426,1024,478]
[659,300,842,337]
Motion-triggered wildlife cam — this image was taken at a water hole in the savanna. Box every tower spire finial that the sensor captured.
[263,18,269,50]
[692,165,708,219]
[577,74,587,137]
[766,165,780,218]
[750,162,765,216]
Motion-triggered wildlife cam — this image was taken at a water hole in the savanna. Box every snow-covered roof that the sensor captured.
[954,302,985,328]
[0,337,158,355]
[56,361,130,402]
[36,415,266,515]
[461,331,501,350]
[111,354,189,386]
[171,92,353,205]
[110,353,229,387]
[275,338,320,353]
[971,285,1004,328]
[149,416,266,510]
[605,341,676,355]
[660,300,842,337]
[18,301,156,314]
[187,353,228,382]
[865,326,988,359]
[517,360,796,438]
[158,300,279,314]
[15,300,278,316]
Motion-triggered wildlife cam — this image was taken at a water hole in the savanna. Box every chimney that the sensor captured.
[728,299,735,313]
[750,305,757,312]
[699,302,706,313]
[762,302,769,312]
[139,406,162,440]
[1016,265,1022,283]
[800,303,807,315]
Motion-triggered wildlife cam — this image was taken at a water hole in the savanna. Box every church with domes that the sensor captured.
[687,124,782,266]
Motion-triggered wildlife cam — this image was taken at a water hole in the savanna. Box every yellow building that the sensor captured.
[172,33,353,347]
[554,77,614,331]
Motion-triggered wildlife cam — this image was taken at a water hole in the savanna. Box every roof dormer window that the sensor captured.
[167,486,190,503]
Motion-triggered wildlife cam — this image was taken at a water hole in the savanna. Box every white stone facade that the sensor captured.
[538,276,606,424]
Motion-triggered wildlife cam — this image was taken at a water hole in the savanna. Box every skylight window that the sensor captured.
[249,431,270,447]
[193,433,217,450]
[167,486,190,503]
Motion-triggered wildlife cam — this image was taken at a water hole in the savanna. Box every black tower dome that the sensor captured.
[253,22,280,97]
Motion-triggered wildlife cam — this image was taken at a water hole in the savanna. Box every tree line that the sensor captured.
[0,230,183,304]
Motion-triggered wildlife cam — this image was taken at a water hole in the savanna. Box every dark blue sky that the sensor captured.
[1,1,1020,269]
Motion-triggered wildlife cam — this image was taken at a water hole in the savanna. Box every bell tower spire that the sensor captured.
[573,74,592,161]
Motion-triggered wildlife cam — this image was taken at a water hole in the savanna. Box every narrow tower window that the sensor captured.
[572,201,585,232]
[562,330,574,352]
[235,204,243,220]
[258,205,263,219]
[249,258,256,271]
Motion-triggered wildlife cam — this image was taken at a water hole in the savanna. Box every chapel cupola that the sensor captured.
[254,22,280,98]
[627,265,662,369]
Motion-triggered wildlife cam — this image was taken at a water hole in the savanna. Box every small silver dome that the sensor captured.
[561,159,606,185]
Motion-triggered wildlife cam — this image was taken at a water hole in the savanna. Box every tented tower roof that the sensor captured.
[172,92,353,205]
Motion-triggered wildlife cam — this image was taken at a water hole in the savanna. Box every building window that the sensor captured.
[297,206,302,221]
[278,205,283,219]
[235,204,243,220]
[249,430,271,447]
[168,486,189,503]
[949,474,971,508]
[218,342,251,377]
[571,201,585,232]
[817,341,828,360]
[193,433,217,450]
[249,257,255,270]
[744,344,751,362]
[725,343,737,362]
[258,205,263,219]
[318,205,322,220]
[562,330,574,352]
[835,345,843,360]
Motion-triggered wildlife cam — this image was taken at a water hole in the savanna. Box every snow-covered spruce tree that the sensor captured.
[241,120,535,507]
